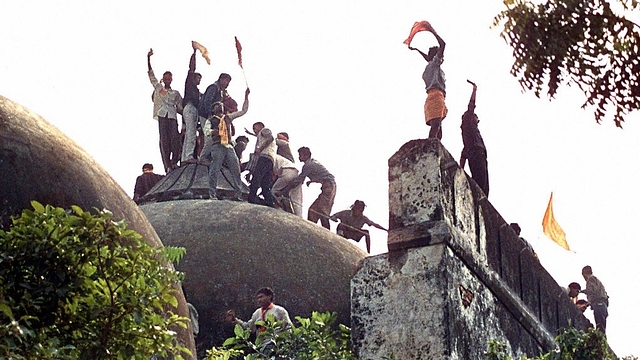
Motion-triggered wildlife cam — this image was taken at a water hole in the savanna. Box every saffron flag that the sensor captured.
[403,20,431,46]
[542,192,570,250]
[234,36,243,68]
[192,40,210,65]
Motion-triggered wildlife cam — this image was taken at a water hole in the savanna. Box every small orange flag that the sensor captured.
[542,192,570,250]
[403,21,431,46]
[192,40,210,65]
[234,36,243,68]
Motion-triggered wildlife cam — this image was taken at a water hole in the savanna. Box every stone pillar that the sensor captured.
[351,139,590,360]
[387,139,461,251]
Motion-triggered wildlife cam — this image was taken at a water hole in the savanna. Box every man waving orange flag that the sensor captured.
[542,192,570,250]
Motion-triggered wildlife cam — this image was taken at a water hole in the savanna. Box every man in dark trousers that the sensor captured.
[581,265,609,335]
[459,80,489,196]
[133,163,164,204]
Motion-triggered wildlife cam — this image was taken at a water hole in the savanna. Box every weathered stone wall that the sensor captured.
[352,139,590,359]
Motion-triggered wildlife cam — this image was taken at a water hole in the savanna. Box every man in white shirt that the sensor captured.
[248,122,277,207]
[147,48,183,173]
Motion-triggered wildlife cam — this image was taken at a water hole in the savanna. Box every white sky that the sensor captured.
[2,0,639,356]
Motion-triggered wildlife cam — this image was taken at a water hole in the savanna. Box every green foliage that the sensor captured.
[205,311,358,360]
[493,0,640,127]
[0,201,190,359]
[485,327,621,359]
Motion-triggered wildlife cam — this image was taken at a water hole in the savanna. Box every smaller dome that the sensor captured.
[141,199,366,356]
[138,163,250,204]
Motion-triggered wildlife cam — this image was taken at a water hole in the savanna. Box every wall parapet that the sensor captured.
[351,139,589,359]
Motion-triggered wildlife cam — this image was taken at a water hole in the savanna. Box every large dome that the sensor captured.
[140,199,366,356]
[0,95,196,358]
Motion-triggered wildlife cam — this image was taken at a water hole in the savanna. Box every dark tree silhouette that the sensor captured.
[494,0,640,127]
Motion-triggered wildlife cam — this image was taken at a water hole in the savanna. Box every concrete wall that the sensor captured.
[351,139,590,359]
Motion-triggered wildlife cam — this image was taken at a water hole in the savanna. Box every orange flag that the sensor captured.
[403,21,431,46]
[234,36,243,68]
[192,40,210,65]
[542,192,570,250]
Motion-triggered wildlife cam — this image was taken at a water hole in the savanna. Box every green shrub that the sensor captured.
[486,327,622,360]
[0,201,190,359]
[206,311,357,360]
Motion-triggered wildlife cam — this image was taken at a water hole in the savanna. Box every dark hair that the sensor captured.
[278,132,289,140]
[236,135,249,143]
[298,146,311,157]
[253,122,265,129]
[257,287,274,301]
[163,71,172,77]
[223,96,238,113]
[568,282,581,291]
[212,101,224,113]
[576,299,589,306]
[142,163,154,171]
[218,73,231,81]
[351,200,366,210]
[509,223,521,236]
[582,265,593,275]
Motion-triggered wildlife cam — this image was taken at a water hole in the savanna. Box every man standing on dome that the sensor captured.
[283,147,336,229]
[133,163,164,204]
[198,73,232,163]
[330,200,387,253]
[147,48,183,173]
[248,122,277,208]
[181,41,203,165]
[203,88,250,201]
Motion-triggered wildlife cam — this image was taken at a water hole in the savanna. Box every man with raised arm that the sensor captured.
[181,42,203,164]
[459,80,489,196]
[147,48,183,173]
[203,88,250,201]
[405,21,447,139]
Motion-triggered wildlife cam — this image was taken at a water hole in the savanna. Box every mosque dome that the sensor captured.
[140,199,366,357]
[0,95,196,358]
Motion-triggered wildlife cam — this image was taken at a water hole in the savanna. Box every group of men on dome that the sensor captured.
[137,41,386,253]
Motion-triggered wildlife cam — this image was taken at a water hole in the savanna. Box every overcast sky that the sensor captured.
[2,0,639,356]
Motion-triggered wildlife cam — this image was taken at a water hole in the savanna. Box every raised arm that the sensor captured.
[466,80,477,113]
[426,23,446,58]
[147,48,153,71]
[188,48,197,74]
[147,48,161,88]
[227,88,251,121]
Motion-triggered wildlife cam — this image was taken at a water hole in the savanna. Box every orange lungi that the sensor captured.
[424,89,448,124]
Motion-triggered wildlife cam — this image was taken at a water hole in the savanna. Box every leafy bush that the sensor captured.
[485,327,627,360]
[206,311,357,360]
[0,201,190,359]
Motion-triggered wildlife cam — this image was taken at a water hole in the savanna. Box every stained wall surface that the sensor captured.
[352,139,590,359]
